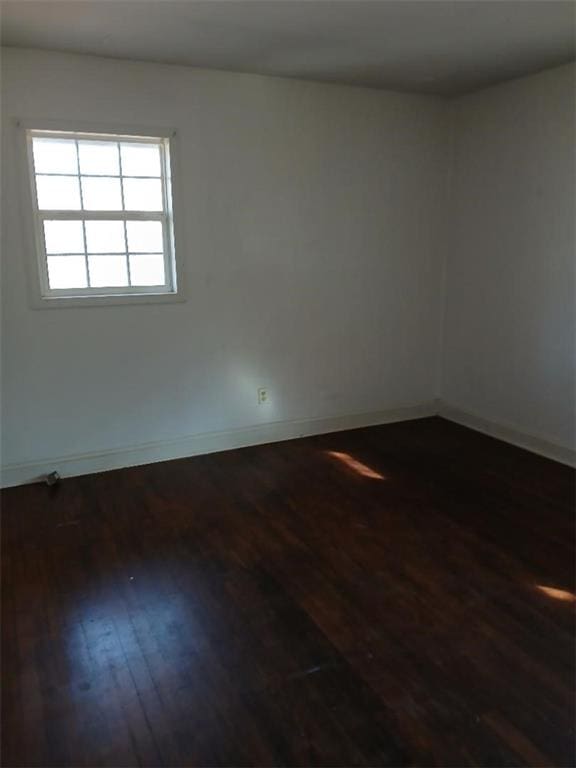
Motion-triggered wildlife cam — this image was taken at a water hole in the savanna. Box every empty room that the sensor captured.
[1,1,575,766]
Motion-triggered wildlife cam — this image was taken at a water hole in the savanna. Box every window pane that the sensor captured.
[78,141,119,176]
[43,220,84,254]
[123,178,163,211]
[85,220,125,253]
[129,254,166,286]
[126,220,163,252]
[36,175,81,210]
[88,255,129,287]
[81,177,122,210]
[47,255,87,289]
[32,138,77,174]
[120,143,161,176]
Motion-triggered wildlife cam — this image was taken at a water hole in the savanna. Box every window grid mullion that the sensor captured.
[37,210,165,221]
[159,140,174,289]
[74,139,91,289]
[35,172,161,180]
[117,142,132,287]
[36,212,51,296]
[42,251,164,257]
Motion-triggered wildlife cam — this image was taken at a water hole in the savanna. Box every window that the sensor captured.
[24,127,179,303]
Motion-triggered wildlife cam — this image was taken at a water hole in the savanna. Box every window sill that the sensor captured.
[30,291,185,309]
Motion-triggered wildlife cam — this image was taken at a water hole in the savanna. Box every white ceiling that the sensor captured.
[1,0,575,96]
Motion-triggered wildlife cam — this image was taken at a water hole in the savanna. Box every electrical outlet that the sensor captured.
[257,387,268,405]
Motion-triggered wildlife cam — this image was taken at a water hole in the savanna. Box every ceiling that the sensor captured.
[1,0,575,96]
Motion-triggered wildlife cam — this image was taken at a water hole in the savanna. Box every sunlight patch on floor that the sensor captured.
[326,451,386,480]
[535,584,575,603]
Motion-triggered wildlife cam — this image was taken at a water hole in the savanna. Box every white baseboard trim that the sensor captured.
[438,402,576,468]
[1,401,437,488]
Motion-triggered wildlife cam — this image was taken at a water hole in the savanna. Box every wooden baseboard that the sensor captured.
[1,401,437,488]
[438,402,575,467]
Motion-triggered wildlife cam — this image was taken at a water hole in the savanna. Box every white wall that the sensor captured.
[1,48,447,477]
[442,63,576,454]
[3,50,573,483]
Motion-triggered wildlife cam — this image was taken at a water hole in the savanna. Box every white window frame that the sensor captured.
[17,119,185,308]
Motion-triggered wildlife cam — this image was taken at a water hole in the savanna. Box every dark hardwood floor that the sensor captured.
[2,416,575,767]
